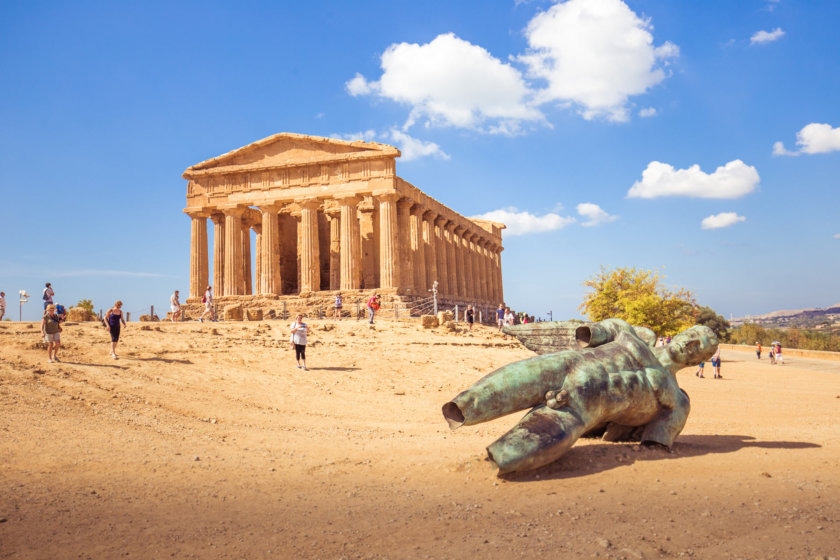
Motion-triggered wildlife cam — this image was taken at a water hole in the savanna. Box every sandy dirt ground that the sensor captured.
[1,318,839,559]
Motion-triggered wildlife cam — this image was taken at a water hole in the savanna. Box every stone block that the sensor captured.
[66,307,95,322]
[245,308,263,321]
[224,305,243,321]
[437,311,453,324]
[421,315,439,329]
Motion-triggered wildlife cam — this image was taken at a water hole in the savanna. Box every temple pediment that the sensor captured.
[183,133,400,178]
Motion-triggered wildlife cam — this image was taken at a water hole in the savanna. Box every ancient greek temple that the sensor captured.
[183,133,504,315]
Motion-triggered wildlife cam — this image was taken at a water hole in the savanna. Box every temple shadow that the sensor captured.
[309,366,360,372]
[499,435,821,482]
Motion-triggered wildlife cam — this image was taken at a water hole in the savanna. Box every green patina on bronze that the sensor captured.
[442,319,718,475]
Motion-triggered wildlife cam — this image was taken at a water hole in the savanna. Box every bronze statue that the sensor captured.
[442,319,718,474]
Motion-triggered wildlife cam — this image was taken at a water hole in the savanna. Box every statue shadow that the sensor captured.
[309,366,361,372]
[499,435,820,482]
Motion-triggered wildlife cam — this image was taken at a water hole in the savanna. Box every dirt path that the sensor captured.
[1,320,838,559]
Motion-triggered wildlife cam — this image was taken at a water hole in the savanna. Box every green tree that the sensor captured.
[696,306,731,341]
[579,266,697,336]
[76,299,94,313]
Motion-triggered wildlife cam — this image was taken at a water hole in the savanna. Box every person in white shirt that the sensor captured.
[170,290,181,322]
[199,286,214,322]
[43,282,54,310]
[290,314,310,370]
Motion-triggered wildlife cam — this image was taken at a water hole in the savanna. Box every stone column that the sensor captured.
[444,223,457,296]
[338,196,361,290]
[298,198,321,294]
[242,223,252,295]
[480,240,491,302]
[495,246,504,303]
[453,226,465,297]
[377,193,400,289]
[211,213,226,296]
[253,223,262,296]
[223,207,246,296]
[326,209,341,291]
[461,229,473,298]
[188,211,209,299]
[422,211,437,289]
[259,204,282,295]
[474,237,486,302]
[434,217,448,296]
[410,204,426,290]
[397,198,413,290]
[358,199,376,289]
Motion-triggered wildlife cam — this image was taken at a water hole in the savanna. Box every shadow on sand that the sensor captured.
[128,357,193,365]
[56,360,128,370]
[308,366,361,372]
[500,434,820,482]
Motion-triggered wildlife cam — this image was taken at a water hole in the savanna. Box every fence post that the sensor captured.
[395,301,399,321]
[432,280,438,315]
[151,305,154,319]
[356,301,361,321]
[455,305,459,322]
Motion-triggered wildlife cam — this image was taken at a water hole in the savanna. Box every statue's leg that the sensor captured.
[640,388,690,447]
[486,406,587,474]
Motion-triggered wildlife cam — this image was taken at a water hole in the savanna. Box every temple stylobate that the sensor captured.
[183,133,504,314]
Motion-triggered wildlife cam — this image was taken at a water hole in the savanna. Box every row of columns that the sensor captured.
[187,193,504,303]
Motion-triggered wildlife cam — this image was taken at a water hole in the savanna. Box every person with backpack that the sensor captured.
[41,304,62,363]
[42,282,54,310]
[366,292,380,324]
[334,292,343,320]
[199,285,214,322]
[466,305,475,331]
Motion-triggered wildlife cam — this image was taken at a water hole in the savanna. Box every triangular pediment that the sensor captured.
[183,133,399,178]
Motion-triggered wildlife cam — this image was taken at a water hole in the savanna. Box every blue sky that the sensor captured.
[1,0,838,322]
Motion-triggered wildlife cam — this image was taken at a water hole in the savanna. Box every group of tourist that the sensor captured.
[757,341,784,365]
[35,282,128,362]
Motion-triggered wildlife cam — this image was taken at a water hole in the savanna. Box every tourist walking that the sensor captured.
[290,314,310,370]
[0,291,6,321]
[755,342,761,359]
[366,293,380,324]
[769,345,776,365]
[710,348,722,378]
[496,304,505,331]
[774,343,784,365]
[695,361,705,378]
[466,305,474,331]
[334,292,343,320]
[42,282,54,310]
[40,304,62,363]
[199,285,214,322]
[170,290,181,322]
[104,300,127,359]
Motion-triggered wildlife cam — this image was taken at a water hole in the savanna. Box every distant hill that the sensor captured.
[733,303,840,327]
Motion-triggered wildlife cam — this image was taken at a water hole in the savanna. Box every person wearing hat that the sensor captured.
[41,303,62,363]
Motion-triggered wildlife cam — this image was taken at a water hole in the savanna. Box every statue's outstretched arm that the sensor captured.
[443,350,584,428]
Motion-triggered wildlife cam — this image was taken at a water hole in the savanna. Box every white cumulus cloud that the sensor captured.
[701,212,746,230]
[627,160,760,199]
[519,0,678,122]
[576,202,617,226]
[346,33,542,133]
[471,206,575,236]
[389,130,449,161]
[774,122,840,156]
[750,28,785,44]
[331,130,379,142]
[639,107,657,118]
